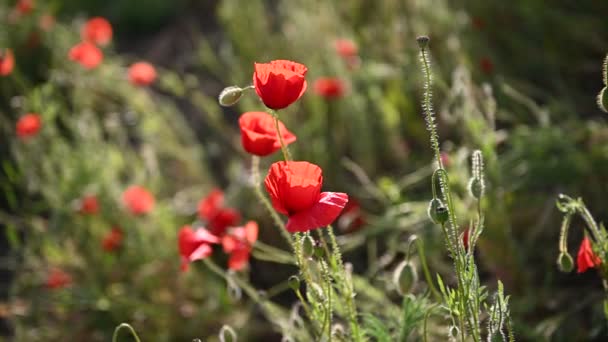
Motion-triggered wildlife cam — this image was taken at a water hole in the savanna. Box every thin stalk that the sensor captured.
[270,109,292,161]
[415,238,441,302]
[326,225,362,341]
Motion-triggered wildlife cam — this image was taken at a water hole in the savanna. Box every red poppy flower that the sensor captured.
[15,0,34,15]
[81,17,112,46]
[440,152,450,168]
[46,268,72,289]
[222,221,258,271]
[238,111,297,157]
[480,57,494,74]
[0,49,15,76]
[264,161,349,233]
[197,189,241,236]
[128,62,157,86]
[577,236,602,273]
[16,113,41,138]
[102,227,124,252]
[178,225,219,271]
[337,198,365,233]
[79,195,99,215]
[122,185,155,215]
[68,42,103,69]
[334,39,358,59]
[313,77,346,99]
[253,60,308,110]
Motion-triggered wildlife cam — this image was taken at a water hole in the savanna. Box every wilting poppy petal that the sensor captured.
[577,236,602,273]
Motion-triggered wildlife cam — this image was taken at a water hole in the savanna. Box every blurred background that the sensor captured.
[1,0,608,340]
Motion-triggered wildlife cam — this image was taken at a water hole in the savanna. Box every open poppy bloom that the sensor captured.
[253,60,307,110]
[0,49,15,76]
[222,221,258,271]
[178,225,219,271]
[197,189,241,236]
[238,111,297,156]
[16,113,41,138]
[122,185,155,215]
[577,236,602,273]
[264,161,349,233]
[69,42,103,69]
[79,195,99,215]
[128,62,157,86]
[46,268,72,289]
[81,17,112,46]
[16,0,34,14]
[313,77,346,99]
[102,227,124,252]
[334,39,358,59]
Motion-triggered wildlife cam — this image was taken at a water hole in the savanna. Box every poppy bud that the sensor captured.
[288,275,300,291]
[314,245,325,259]
[427,198,448,225]
[449,326,460,339]
[218,86,243,107]
[416,36,430,49]
[301,235,315,258]
[393,260,418,295]
[598,87,607,113]
[557,252,574,273]
[468,177,484,199]
[219,325,237,342]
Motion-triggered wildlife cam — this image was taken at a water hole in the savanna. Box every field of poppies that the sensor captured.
[2,0,608,341]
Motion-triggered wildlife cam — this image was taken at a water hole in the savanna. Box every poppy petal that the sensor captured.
[286,192,349,233]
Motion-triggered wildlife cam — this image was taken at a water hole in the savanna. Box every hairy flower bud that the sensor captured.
[218,86,243,107]
[288,275,301,291]
[393,260,418,295]
[301,235,315,258]
[468,178,484,199]
[416,36,430,49]
[557,252,574,273]
[428,198,448,224]
[219,325,237,342]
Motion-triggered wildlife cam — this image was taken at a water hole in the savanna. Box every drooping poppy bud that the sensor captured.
[218,86,244,107]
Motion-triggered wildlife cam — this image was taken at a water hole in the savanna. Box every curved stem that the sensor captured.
[112,323,141,342]
[270,109,292,161]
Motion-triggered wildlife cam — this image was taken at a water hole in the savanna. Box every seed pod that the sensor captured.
[427,198,448,224]
[393,260,418,295]
[416,36,430,49]
[557,252,574,273]
[218,86,243,107]
[468,177,485,199]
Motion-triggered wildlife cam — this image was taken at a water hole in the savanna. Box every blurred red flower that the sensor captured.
[102,227,124,252]
[69,42,103,69]
[462,227,470,251]
[334,39,358,59]
[16,113,41,138]
[46,268,72,289]
[39,14,55,31]
[264,161,349,233]
[480,57,494,74]
[253,60,308,110]
[197,189,241,236]
[337,198,365,233]
[15,0,34,15]
[81,17,112,46]
[122,185,155,215]
[0,49,15,76]
[128,62,157,86]
[313,77,346,99]
[222,221,258,271]
[178,225,219,271]
[79,195,99,215]
[238,111,297,157]
[577,236,602,273]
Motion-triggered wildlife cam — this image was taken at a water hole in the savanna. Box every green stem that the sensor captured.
[270,109,292,161]
[112,323,141,342]
[415,238,441,302]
